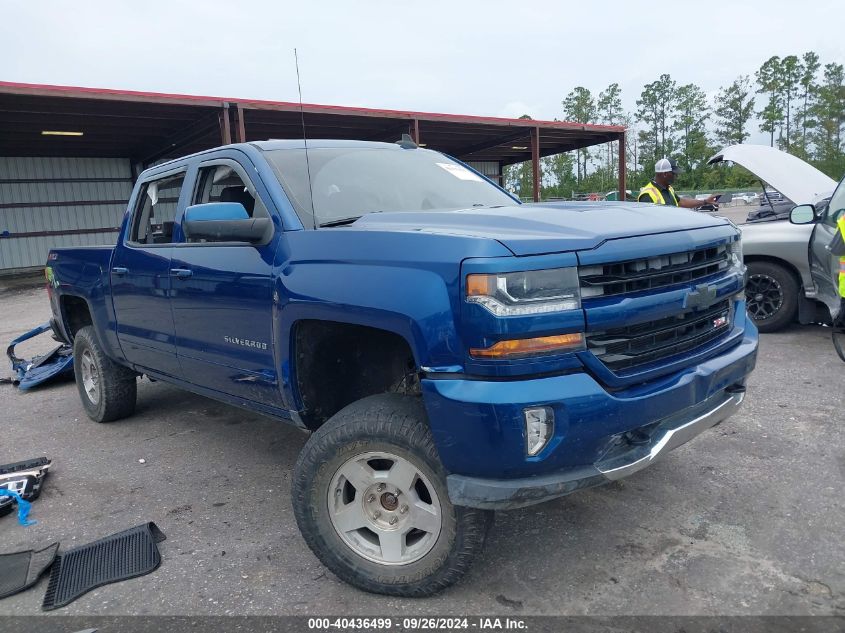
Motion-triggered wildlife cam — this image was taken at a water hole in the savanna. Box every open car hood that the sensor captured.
[708,144,835,205]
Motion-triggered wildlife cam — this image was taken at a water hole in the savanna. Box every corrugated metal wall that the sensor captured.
[465,161,501,184]
[0,157,131,272]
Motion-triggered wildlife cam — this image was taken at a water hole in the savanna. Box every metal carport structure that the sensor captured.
[0,81,625,273]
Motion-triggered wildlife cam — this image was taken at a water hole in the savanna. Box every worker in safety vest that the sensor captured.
[833,214,845,310]
[638,158,717,208]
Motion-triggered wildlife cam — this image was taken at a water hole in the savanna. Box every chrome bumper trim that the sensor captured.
[596,391,745,481]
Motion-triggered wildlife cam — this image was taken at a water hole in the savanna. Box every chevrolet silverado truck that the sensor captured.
[45,139,757,596]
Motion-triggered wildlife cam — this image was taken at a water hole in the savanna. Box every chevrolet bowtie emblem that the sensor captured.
[684,284,717,310]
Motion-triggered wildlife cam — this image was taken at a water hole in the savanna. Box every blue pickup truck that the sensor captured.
[45,139,757,596]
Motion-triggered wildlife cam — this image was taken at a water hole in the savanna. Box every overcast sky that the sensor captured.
[3,0,844,144]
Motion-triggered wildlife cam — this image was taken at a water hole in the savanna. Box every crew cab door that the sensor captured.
[169,154,284,406]
[809,179,845,320]
[111,168,186,376]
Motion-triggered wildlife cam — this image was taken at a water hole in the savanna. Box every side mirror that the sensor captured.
[789,204,817,225]
[183,203,271,243]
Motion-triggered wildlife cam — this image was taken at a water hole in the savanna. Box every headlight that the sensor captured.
[466,267,581,316]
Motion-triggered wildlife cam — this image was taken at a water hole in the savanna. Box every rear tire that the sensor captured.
[73,326,137,423]
[292,393,492,596]
[745,261,798,333]
[833,328,845,363]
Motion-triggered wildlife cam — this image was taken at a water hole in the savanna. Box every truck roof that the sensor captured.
[251,139,405,151]
[141,139,409,176]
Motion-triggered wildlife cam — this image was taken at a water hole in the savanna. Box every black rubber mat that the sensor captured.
[42,522,165,610]
[0,542,59,599]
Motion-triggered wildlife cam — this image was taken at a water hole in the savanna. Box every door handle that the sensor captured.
[170,268,193,279]
[111,267,128,276]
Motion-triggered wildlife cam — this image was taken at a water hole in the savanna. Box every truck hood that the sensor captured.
[351,202,730,256]
[708,144,835,204]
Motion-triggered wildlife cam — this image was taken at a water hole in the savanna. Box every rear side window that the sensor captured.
[129,173,185,244]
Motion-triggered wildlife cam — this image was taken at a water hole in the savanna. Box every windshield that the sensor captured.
[263,147,517,227]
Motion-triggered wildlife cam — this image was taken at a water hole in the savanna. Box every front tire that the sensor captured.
[745,261,798,333]
[292,394,492,596]
[73,326,137,422]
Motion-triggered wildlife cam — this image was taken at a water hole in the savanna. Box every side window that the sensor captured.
[192,164,270,220]
[129,173,185,244]
[825,180,845,227]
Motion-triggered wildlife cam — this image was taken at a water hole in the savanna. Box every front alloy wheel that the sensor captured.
[328,451,442,565]
[292,393,492,596]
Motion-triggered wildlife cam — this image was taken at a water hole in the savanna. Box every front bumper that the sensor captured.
[421,321,758,510]
[447,387,744,509]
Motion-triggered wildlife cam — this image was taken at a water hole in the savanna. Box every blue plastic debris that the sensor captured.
[0,489,37,526]
[5,323,73,390]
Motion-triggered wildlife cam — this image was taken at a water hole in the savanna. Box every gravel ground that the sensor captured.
[0,284,842,617]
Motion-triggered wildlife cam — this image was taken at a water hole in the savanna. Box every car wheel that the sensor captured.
[73,325,137,422]
[292,393,492,596]
[745,261,798,333]
[833,328,845,363]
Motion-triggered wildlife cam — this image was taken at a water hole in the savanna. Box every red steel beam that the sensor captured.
[531,127,540,202]
[220,103,232,145]
[618,132,627,202]
[0,81,625,133]
[234,103,247,143]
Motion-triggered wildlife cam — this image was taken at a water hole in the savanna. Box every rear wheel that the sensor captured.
[833,328,845,363]
[73,326,137,422]
[292,393,492,596]
[745,261,798,333]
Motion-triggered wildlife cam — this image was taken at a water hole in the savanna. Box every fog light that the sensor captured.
[524,406,554,456]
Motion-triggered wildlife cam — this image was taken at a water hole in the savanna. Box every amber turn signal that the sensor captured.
[466,274,495,297]
[469,333,584,359]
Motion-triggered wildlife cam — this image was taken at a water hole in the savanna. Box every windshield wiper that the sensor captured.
[319,215,363,228]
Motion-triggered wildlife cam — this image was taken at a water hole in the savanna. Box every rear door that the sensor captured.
[111,169,186,376]
[809,179,845,320]
[169,152,284,406]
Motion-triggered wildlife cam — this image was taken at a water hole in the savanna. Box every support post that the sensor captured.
[219,102,232,145]
[234,103,247,143]
[411,119,420,144]
[130,161,143,184]
[617,132,627,202]
[531,127,540,202]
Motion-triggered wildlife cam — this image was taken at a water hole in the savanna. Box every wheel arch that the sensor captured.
[290,319,421,431]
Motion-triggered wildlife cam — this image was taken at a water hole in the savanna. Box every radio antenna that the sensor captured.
[294,48,317,230]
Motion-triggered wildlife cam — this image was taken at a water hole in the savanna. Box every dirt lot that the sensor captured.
[0,283,842,617]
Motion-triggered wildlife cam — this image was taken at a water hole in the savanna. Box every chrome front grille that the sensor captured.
[579,244,730,298]
[586,299,733,372]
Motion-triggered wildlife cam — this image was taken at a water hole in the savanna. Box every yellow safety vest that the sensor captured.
[639,181,679,206]
[837,216,845,299]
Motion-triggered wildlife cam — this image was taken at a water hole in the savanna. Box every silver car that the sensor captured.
[708,145,841,332]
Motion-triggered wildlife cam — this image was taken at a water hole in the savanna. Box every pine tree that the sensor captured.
[811,62,845,177]
[636,74,677,169]
[779,55,802,151]
[673,83,710,184]
[796,51,821,158]
[562,87,597,185]
[714,76,755,147]
[756,56,784,147]
[597,83,624,188]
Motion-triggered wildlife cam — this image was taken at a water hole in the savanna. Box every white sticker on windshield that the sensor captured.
[436,162,483,182]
